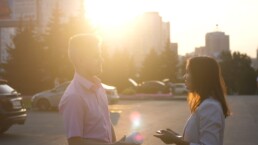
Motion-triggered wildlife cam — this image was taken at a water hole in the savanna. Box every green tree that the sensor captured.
[4,22,46,94]
[43,5,70,85]
[220,51,256,94]
[42,6,94,86]
[140,48,161,81]
[159,41,178,82]
[219,51,235,93]
[100,47,136,91]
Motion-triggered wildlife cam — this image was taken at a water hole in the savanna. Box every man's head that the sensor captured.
[68,33,103,77]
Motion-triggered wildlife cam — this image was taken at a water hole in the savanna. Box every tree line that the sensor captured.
[2,9,257,95]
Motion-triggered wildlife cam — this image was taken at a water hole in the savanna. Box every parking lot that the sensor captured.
[0,95,258,145]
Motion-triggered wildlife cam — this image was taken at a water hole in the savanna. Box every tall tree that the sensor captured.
[220,51,256,94]
[43,5,94,86]
[4,21,46,94]
[43,5,69,85]
[219,51,235,93]
[140,48,161,81]
[159,41,178,82]
[100,47,136,91]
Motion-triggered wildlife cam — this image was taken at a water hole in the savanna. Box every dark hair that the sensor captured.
[186,56,230,117]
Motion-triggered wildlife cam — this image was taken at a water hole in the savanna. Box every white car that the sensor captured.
[170,83,188,95]
[31,81,119,111]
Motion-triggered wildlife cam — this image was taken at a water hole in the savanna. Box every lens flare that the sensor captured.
[134,133,144,143]
[125,132,144,144]
[130,111,141,128]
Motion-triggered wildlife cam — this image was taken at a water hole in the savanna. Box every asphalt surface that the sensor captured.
[0,95,257,145]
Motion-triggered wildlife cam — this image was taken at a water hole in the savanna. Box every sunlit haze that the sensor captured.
[85,0,258,58]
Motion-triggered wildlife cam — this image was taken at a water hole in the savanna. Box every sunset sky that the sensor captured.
[85,0,258,58]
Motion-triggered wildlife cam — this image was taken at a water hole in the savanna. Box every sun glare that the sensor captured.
[85,0,143,30]
[83,0,258,57]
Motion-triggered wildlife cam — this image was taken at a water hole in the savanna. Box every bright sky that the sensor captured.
[85,0,258,58]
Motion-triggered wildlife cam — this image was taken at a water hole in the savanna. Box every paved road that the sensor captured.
[0,95,257,145]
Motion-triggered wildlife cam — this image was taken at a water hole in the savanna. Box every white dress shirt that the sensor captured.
[59,73,113,143]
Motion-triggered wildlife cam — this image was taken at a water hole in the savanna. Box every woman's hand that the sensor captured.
[154,129,182,144]
[113,135,139,145]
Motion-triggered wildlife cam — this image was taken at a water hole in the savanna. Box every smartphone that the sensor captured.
[156,130,163,134]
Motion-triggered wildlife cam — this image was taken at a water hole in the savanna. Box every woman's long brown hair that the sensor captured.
[186,56,230,117]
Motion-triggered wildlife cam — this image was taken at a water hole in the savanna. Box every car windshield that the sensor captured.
[0,84,16,94]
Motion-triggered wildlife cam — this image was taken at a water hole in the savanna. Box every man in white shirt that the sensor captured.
[59,34,136,145]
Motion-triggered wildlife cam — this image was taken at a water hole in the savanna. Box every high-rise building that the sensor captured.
[134,12,170,53]
[0,0,35,63]
[171,43,178,54]
[194,30,230,58]
[134,12,171,67]
[102,12,171,68]
[251,47,258,70]
[37,0,83,33]
[205,31,230,57]
[256,48,258,60]
[0,0,83,63]
[1,2,172,68]
[0,27,15,63]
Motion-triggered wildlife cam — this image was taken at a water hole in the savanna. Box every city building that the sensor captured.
[0,0,83,63]
[37,0,83,33]
[102,12,173,68]
[171,43,178,55]
[1,1,174,69]
[251,48,258,70]
[0,0,38,63]
[0,27,15,63]
[194,29,230,58]
[205,31,230,57]
[195,46,207,56]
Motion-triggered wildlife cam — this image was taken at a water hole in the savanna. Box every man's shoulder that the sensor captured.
[59,83,82,108]
[64,83,78,95]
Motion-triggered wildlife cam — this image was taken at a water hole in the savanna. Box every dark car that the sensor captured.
[128,78,171,94]
[0,80,27,134]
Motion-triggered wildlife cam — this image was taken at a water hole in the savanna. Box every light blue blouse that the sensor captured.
[183,98,225,145]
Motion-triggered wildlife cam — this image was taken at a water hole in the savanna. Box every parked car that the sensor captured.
[128,78,171,94]
[31,81,120,111]
[0,80,27,134]
[170,83,188,95]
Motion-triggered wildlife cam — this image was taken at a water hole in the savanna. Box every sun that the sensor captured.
[85,0,144,30]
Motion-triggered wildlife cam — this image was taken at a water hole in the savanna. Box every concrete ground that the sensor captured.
[0,95,257,145]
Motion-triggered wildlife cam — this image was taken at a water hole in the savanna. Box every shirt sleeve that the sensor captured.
[192,102,224,145]
[60,95,85,139]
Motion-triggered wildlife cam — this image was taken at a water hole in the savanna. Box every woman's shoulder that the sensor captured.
[201,97,221,106]
[197,97,223,115]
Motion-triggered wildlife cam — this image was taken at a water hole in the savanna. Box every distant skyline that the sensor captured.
[85,0,258,58]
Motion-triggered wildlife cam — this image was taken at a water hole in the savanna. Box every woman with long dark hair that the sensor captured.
[154,56,230,145]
